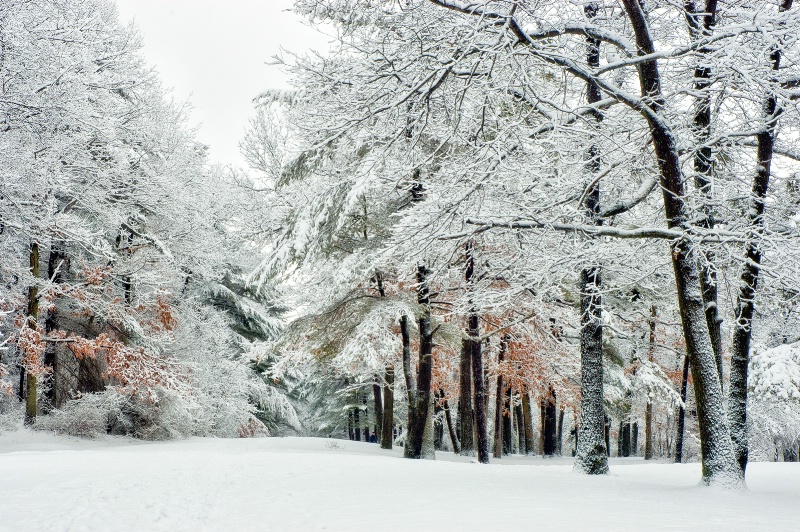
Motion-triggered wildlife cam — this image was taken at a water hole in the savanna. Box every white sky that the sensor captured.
[114,0,330,167]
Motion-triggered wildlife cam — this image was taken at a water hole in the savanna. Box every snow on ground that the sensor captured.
[1,431,799,531]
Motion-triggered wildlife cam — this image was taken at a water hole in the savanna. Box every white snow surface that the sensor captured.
[1,430,799,531]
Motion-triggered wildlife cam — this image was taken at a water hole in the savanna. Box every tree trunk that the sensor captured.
[522,392,535,455]
[372,381,383,445]
[645,305,656,460]
[675,353,691,463]
[440,391,459,454]
[622,0,742,486]
[632,422,639,457]
[421,394,436,459]
[493,339,506,459]
[354,407,361,442]
[404,264,434,459]
[381,365,394,449]
[348,409,354,440]
[502,386,513,455]
[458,338,474,455]
[515,402,526,455]
[685,1,724,384]
[574,2,609,474]
[43,241,67,409]
[465,243,489,464]
[24,241,40,426]
[557,406,565,455]
[544,387,557,456]
[729,0,793,476]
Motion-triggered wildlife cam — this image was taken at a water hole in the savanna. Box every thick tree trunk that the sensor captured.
[381,365,394,449]
[493,371,504,459]
[543,388,557,456]
[372,381,383,444]
[502,386,513,455]
[675,353,691,463]
[404,264,434,459]
[465,244,489,464]
[354,407,361,442]
[457,338,474,455]
[522,392,535,455]
[575,1,609,475]
[620,420,630,457]
[623,0,742,486]
[632,422,639,457]
[729,0,792,476]
[43,241,67,409]
[515,402,526,455]
[557,406,565,456]
[23,242,40,426]
[685,1,724,383]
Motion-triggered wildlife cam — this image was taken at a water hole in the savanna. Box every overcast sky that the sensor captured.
[114,0,330,167]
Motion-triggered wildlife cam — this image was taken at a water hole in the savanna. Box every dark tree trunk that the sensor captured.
[522,392,535,455]
[645,305,656,460]
[540,399,546,455]
[404,264,434,459]
[458,338,474,455]
[515,402,526,454]
[354,407,361,442]
[502,386,513,455]
[493,339,506,459]
[348,409,354,440]
[401,315,413,408]
[574,2,609,475]
[604,415,611,457]
[465,244,489,464]
[729,0,793,476]
[373,381,383,445]
[440,391,459,454]
[557,406,565,455]
[685,0,724,383]
[622,0,742,485]
[433,394,444,450]
[675,353,691,463]
[381,365,394,449]
[617,421,624,457]
[632,422,639,457]
[543,388,558,456]
[24,241,40,426]
[44,241,68,409]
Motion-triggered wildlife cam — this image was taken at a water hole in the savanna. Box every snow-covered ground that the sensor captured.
[2,431,799,531]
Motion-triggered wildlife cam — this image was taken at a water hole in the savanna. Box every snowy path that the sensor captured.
[1,431,799,531]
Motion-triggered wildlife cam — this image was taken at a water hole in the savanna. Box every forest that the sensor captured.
[2,0,800,527]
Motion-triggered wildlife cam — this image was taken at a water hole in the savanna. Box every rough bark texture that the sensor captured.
[372,381,383,444]
[675,353,691,463]
[502,386,513,455]
[465,244,489,464]
[574,1,609,475]
[404,264,434,459]
[493,351,504,459]
[441,392,459,454]
[729,0,793,476]
[543,388,557,456]
[458,340,474,455]
[24,242,40,425]
[381,365,394,449]
[522,392,535,455]
[622,0,742,486]
[685,0,724,383]
[515,402,526,455]
[645,305,656,460]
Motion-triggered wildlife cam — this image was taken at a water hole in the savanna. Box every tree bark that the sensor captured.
[685,0,724,383]
[543,387,557,456]
[440,391,460,453]
[622,0,742,486]
[381,365,394,449]
[404,264,434,459]
[465,244,489,464]
[557,406,565,456]
[24,242,40,425]
[372,381,383,444]
[522,392,535,455]
[502,386,513,455]
[729,0,793,476]
[457,338,474,455]
[675,353,691,463]
[645,305,656,460]
[575,1,609,475]
[493,339,506,459]
[515,402,526,455]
